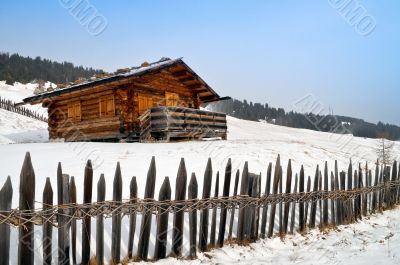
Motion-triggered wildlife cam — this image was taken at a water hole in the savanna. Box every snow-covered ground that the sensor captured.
[0,83,400,264]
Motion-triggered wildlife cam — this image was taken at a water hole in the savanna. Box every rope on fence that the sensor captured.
[1,180,398,228]
[0,96,47,122]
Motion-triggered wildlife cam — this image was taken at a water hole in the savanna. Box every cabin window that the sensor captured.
[67,101,81,121]
[138,94,153,114]
[165,92,179,107]
[99,95,115,117]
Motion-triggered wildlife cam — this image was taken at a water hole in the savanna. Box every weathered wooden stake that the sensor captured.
[228,169,240,240]
[309,165,319,229]
[82,160,93,265]
[172,158,188,257]
[137,157,157,260]
[290,174,298,234]
[209,172,219,248]
[304,176,311,226]
[217,159,232,248]
[154,177,171,260]
[199,158,212,252]
[111,163,123,264]
[237,162,249,242]
[18,152,35,265]
[70,177,77,265]
[268,155,281,238]
[283,159,292,234]
[96,174,106,265]
[323,162,329,226]
[0,176,12,265]
[128,177,138,259]
[188,173,198,258]
[299,166,305,232]
[260,163,272,238]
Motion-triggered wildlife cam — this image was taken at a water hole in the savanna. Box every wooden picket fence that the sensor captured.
[0,152,400,265]
[0,96,47,122]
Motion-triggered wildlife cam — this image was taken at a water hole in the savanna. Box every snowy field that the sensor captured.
[0,84,400,264]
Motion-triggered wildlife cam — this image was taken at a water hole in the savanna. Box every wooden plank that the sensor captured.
[299,166,305,233]
[18,152,35,265]
[59,174,70,265]
[260,163,272,238]
[250,174,261,241]
[283,160,292,234]
[323,162,329,226]
[70,177,77,265]
[217,159,232,248]
[42,178,53,265]
[188,173,198,258]
[172,158,188,257]
[347,161,353,223]
[340,171,346,223]
[137,157,157,260]
[330,172,336,226]
[96,174,106,265]
[304,176,311,226]
[209,172,219,248]
[334,161,340,225]
[82,160,93,265]
[290,174,298,234]
[309,165,319,229]
[228,169,240,240]
[111,163,123,264]
[153,177,171,260]
[199,158,212,252]
[268,155,281,238]
[0,176,12,265]
[128,177,138,259]
[237,162,249,242]
[279,166,283,236]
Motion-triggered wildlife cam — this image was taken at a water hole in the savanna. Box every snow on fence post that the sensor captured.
[18,152,35,265]
[96,174,106,265]
[290,174,298,234]
[82,160,93,265]
[309,165,319,229]
[128,177,138,259]
[237,162,249,242]
[137,157,156,260]
[199,158,212,252]
[217,159,232,248]
[171,158,188,257]
[154,177,171,260]
[111,163,123,264]
[70,177,77,265]
[42,178,53,265]
[188,173,198,258]
[298,166,305,232]
[260,163,272,238]
[0,176,12,265]
[267,155,281,238]
[283,159,293,234]
[209,172,219,248]
[228,169,240,240]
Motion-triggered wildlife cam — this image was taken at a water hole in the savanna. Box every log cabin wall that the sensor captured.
[46,70,199,141]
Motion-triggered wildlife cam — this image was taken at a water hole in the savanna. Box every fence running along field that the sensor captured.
[0,152,400,264]
[0,96,47,122]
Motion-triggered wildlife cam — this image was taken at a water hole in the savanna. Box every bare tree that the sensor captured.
[375,132,395,166]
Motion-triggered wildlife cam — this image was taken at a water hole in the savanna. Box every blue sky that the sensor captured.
[1,0,399,125]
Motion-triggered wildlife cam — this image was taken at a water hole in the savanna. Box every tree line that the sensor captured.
[0,52,103,85]
[206,98,400,141]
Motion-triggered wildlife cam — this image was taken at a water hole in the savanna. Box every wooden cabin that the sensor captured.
[23,58,228,142]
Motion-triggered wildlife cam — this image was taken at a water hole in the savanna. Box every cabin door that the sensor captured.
[138,94,153,115]
[165,92,179,107]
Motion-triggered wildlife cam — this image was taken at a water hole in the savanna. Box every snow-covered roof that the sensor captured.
[23,57,223,104]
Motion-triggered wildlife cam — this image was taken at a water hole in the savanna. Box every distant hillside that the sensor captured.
[0,52,103,85]
[207,98,400,140]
